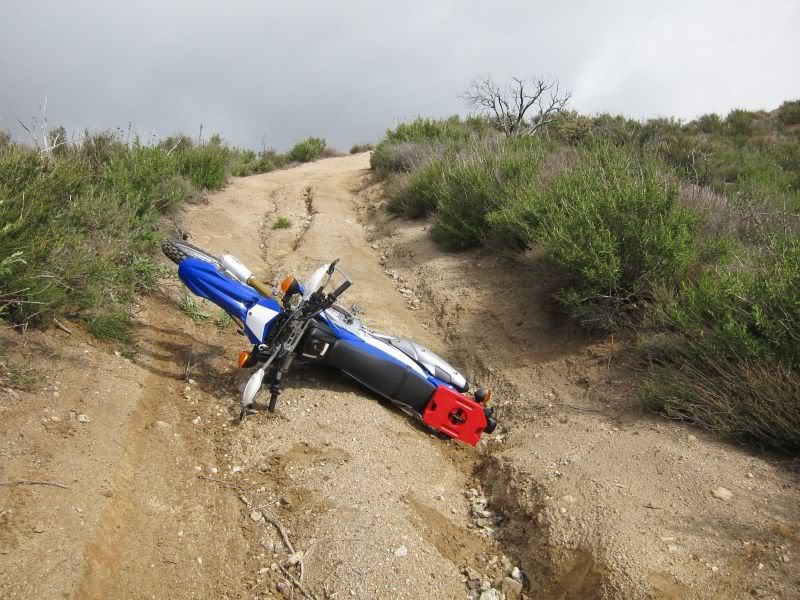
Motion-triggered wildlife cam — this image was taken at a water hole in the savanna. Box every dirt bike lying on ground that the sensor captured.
[162,239,497,446]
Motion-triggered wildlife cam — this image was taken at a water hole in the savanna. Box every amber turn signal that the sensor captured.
[238,350,251,368]
[280,275,296,294]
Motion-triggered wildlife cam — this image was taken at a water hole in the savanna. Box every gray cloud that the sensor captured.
[1,0,798,150]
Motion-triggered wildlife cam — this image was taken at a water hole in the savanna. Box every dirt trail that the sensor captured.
[2,153,799,600]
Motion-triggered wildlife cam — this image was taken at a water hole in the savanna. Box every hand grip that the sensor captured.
[329,280,351,300]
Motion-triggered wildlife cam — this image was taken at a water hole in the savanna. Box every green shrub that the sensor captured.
[80,131,127,171]
[778,100,800,128]
[724,109,760,138]
[432,141,546,250]
[0,135,215,332]
[371,116,490,175]
[350,143,374,154]
[87,311,134,342]
[177,144,227,190]
[642,234,800,451]
[693,113,723,134]
[287,137,327,163]
[103,145,181,213]
[382,116,473,145]
[388,158,447,218]
[535,145,698,328]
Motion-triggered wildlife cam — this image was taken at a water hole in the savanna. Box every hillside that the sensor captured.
[1,146,798,599]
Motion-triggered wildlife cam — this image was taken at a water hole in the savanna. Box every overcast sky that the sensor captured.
[1,1,798,151]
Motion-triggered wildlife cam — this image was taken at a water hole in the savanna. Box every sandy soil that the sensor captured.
[1,153,799,599]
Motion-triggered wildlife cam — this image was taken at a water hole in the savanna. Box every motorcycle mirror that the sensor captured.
[327,259,340,275]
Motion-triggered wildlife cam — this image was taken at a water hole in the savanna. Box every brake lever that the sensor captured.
[327,259,340,275]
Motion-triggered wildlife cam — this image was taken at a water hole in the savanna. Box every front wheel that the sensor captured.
[162,238,222,267]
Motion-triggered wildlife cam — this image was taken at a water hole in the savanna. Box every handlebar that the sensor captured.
[247,276,274,299]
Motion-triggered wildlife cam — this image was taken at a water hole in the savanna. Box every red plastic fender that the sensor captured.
[422,385,488,446]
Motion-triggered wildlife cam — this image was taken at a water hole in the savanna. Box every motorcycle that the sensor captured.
[162,238,497,446]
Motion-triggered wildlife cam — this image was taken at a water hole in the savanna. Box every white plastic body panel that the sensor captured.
[246,304,279,341]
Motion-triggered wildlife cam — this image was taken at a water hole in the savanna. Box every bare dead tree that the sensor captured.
[461,76,572,137]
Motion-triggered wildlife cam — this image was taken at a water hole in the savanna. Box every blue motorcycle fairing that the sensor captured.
[178,258,283,343]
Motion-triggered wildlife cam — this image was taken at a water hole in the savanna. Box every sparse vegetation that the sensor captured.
[273,216,291,229]
[374,95,800,451]
[0,348,40,391]
[213,309,233,331]
[179,292,210,324]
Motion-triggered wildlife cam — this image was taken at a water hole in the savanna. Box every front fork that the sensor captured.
[267,352,295,413]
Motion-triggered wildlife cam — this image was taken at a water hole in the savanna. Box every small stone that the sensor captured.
[250,510,263,522]
[33,523,45,533]
[113,350,122,357]
[561,495,576,503]
[511,567,522,581]
[480,580,491,591]
[286,551,304,566]
[667,544,679,553]
[232,465,241,473]
[77,414,90,423]
[501,577,523,599]
[393,545,408,557]
[747,472,754,479]
[711,487,733,502]
[192,416,201,425]
[782,554,790,563]
[500,555,512,573]
[687,434,697,442]
[197,557,202,564]
[209,467,218,474]
[711,565,719,573]
[479,589,501,600]
[757,562,765,570]
[559,507,567,514]
[276,581,292,598]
